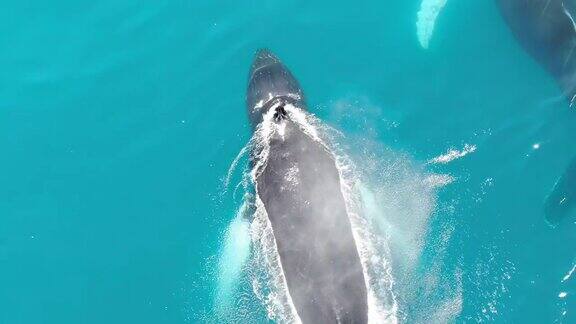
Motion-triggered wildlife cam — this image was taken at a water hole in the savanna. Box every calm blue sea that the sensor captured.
[1,0,575,323]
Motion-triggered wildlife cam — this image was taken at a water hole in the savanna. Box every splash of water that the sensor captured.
[212,198,272,323]
[562,262,576,282]
[218,102,460,323]
[215,200,251,310]
[428,144,477,165]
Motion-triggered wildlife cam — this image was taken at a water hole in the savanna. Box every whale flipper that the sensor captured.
[545,157,576,225]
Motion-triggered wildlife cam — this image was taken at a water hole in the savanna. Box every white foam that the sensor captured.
[224,144,250,190]
[336,167,400,323]
[424,174,455,187]
[416,0,448,49]
[284,104,322,142]
[562,263,576,282]
[215,200,252,316]
[429,144,476,164]
[249,195,302,323]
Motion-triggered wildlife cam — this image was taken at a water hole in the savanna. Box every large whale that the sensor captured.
[246,49,368,323]
[497,0,576,103]
[497,0,576,224]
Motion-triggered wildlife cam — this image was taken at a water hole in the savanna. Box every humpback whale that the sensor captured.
[496,0,576,104]
[246,49,368,323]
[497,0,576,224]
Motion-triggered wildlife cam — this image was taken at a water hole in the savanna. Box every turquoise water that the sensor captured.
[1,0,576,323]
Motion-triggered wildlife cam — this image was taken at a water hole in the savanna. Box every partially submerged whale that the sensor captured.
[246,49,368,323]
[497,0,576,224]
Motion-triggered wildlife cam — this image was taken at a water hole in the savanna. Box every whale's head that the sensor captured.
[246,49,305,126]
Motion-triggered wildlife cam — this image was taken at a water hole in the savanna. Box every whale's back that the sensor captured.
[256,120,368,324]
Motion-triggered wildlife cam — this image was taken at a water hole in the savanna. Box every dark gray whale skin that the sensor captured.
[496,0,576,102]
[246,49,368,324]
[497,0,576,224]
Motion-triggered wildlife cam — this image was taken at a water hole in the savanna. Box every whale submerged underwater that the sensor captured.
[497,0,576,225]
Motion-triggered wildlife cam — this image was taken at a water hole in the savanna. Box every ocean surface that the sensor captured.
[1,0,575,323]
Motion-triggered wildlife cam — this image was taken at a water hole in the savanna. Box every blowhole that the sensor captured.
[274,104,287,122]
